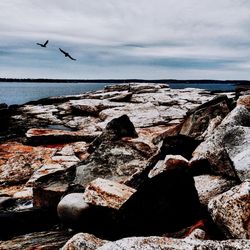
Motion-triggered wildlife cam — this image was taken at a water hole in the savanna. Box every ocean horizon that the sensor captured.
[0,81,236,105]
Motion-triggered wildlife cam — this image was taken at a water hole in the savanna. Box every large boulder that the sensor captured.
[194,175,236,206]
[33,165,76,209]
[75,116,154,187]
[57,193,91,226]
[208,180,250,239]
[82,178,136,210]
[180,95,232,139]
[116,165,202,237]
[58,179,136,234]
[192,105,250,181]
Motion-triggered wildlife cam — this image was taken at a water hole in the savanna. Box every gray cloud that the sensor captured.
[1,0,250,79]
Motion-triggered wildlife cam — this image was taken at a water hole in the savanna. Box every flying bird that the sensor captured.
[36,40,49,48]
[59,48,76,61]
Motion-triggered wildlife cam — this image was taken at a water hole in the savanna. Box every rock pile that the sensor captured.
[0,83,249,249]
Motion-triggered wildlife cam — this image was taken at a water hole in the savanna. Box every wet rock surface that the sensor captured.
[0,83,249,248]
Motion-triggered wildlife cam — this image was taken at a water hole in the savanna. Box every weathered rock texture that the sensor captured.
[0,230,73,250]
[61,233,108,250]
[192,105,250,180]
[208,180,250,239]
[82,178,136,210]
[1,83,248,248]
[98,236,250,250]
[194,175,236,206]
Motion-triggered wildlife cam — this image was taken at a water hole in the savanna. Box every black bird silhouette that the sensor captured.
[36,40,49,47]
[59,48,76,60]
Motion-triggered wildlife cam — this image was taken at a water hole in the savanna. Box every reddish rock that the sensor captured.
[148,155,188,178]
[26,128,100,145]
[83,178,136,210]
[0,142,56,184]
[237,95,250,109]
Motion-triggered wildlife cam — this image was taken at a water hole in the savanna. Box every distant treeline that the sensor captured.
[0,78,250,85]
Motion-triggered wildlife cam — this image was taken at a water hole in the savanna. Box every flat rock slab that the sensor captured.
[83,178,136,210]
[0,142,56,184]
[0,230,73,249]
[26,128,100,145]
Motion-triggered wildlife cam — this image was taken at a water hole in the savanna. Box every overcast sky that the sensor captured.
[1,0,250,79]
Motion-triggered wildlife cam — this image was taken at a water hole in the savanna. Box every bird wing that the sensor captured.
[68,54,76,60]
[59,48,67,55]
[44,40,49,46]
[36,43,43,46]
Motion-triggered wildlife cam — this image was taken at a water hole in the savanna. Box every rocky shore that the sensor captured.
[0,83,249,249]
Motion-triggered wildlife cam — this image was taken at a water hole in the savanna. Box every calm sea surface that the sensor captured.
[0,82,236,105]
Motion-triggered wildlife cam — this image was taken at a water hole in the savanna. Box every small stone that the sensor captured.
[57,193,91,225]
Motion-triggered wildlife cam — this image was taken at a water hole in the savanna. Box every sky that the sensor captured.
[1,0,250,79]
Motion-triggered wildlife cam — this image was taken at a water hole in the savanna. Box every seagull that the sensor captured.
[59,48,76,61]
[36,40,49,48]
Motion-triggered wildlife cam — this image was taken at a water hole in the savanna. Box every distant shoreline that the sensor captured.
[0,78,250,85]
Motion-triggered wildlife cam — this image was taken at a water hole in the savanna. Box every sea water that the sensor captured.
[0,81,236,105]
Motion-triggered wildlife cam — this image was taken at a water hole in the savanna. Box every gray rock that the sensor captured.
[208,180,250,239]
[61,233,108,250]
[75,116,151,187]
[75,141,149,187]
[192,106,250,180]
[194,175,236,206]
[186,228,207,240]
[57,193,91,225]
[98,236,250,250]
[180,95,231,139]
